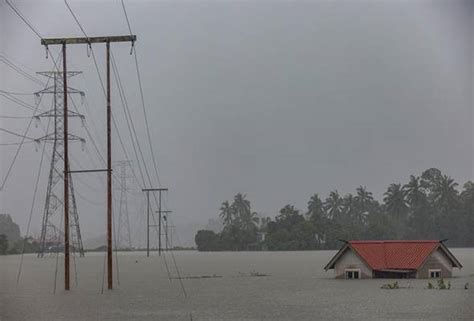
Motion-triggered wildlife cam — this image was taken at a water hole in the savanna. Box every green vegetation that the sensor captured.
[0,234,8,255]
[381,281,399,289]
[7,237,40,255]
[427,279,451,290]
[0,214,21,245]
[195,168,474,251]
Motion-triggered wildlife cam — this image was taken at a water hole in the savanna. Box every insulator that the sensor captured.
[129,41,135,55]
[81,93,85,105]
[81,117,85,128]
[87,44,91,58]
[34,117,40,128]
[34,140,40,152]
[34,93,41,106]
[45,46,49,59]
[81,139,85,151]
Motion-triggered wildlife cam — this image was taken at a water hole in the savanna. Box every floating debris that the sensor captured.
[235,271,269,278]
[171,274,223,280]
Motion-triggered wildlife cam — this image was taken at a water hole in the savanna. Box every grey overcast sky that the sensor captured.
[1,0,472,246]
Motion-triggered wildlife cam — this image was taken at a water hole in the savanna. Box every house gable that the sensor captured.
[333,247,373,279]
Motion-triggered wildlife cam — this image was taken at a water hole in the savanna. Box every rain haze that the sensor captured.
[1,1,474,321]
[1,0,472,245]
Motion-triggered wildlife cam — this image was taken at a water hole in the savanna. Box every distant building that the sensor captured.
[324,240,462,279]
[314,233,326,245]
[256,232,266,242]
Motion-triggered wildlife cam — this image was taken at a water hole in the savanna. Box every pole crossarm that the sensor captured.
[35,133,85,143]
[34,109,84,119]
[37,71,82,77]
[35,87,84,96]
[41,35,136,46]
[68,169,110,174]
[142,188,168,192]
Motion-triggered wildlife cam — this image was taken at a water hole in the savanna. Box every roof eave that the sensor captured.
[323,243,349,271]
[439,243,463,269]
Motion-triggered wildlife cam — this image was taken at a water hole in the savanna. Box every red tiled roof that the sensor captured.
[349,240,439,270]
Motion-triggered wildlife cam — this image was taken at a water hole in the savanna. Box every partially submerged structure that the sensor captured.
[324,240,462,279]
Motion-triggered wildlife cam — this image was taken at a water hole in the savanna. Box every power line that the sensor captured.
[132,49,162,188]
[0,90,35,96]
[0,51,61,191]
[110,51,148,189]
[0,141,35,146]
[120,0,133,36]
[63,0,90,43]
[119,2,188,305]
[0,127,36,140]
[5,0,42,39]
[4,1,62,75]
[0,55,45,86]
[16,115,52,286]
[0,115,33,119]
[0,92,40,112]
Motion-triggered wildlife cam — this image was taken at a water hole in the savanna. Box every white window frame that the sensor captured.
[428,269,441,278]
[345,268,361,279]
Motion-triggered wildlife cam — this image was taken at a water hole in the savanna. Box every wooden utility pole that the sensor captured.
[160,210,172,251]
[106,41,112,290]
[41,35,136,291]
[62,43,70,291]
[142,188,167,256]
[157,188,168,256]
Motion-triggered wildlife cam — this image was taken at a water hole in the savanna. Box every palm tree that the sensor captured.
[232,193,251,220]
[307,194,325,221]
[404,175,427,207]
[383,183,408,238]
[219,201,234,227]
[460,181,474,246]
[240,211,259,231]
[354,186,373,225]
[342,193,356,220]
[430,175,460,239]
[384,184,408,220]
[460,181,474,204]
[431,175,459,211]
[404,175,431,238]
[324,190,344,220]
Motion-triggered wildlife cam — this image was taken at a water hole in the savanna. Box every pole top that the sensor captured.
[41,35,137,46]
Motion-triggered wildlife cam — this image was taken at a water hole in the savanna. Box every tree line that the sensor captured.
[195,168,473,251]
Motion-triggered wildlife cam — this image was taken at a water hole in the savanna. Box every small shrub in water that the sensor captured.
[381,281,399,290]
[438,278,447,290]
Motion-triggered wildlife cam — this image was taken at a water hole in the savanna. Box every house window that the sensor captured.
[429,269,441,278]
[345,269,361,279]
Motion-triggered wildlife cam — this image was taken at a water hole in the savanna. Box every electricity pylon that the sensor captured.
[36,71,85,257]
[115,160,132,250]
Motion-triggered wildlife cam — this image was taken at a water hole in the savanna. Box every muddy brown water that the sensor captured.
[1,249,473,320]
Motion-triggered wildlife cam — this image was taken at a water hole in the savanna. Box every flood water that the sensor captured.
[1,249,473,321]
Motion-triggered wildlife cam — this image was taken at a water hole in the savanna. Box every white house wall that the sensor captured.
[417,248,453,278]
[334,248,372,279]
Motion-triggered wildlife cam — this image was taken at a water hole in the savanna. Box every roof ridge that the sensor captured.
[349,240,439,244]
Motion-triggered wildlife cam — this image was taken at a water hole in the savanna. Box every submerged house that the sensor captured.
[324,240,462,279]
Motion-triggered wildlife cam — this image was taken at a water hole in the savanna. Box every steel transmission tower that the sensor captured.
[115,160,132,249]
[36,71,85,257]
